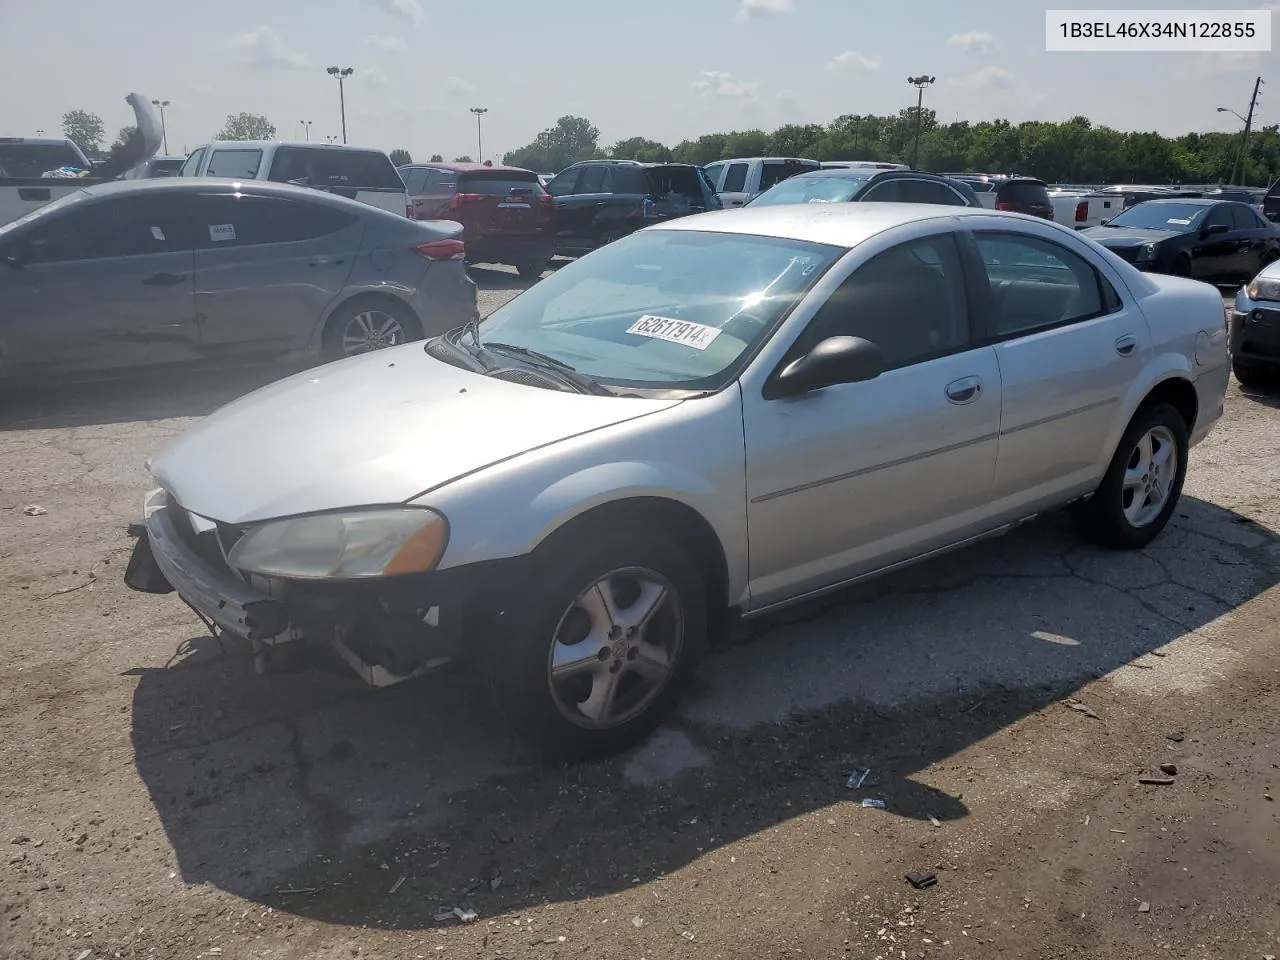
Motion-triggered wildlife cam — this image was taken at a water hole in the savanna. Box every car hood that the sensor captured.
[1081,227,1182,246]
[94,93,164,181]
[149,344,681,525]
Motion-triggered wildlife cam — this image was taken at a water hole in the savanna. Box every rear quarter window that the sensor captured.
[267,147,404,190]
[205,149,264,179]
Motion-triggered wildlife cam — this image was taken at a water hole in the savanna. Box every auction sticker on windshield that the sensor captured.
[626,315,723,351]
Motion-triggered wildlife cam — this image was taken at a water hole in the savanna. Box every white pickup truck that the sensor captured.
[0,94,162,227]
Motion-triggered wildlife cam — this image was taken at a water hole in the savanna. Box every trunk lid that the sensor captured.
[452,170,551,237]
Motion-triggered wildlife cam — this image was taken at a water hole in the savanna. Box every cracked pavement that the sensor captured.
[2,284,1279,959]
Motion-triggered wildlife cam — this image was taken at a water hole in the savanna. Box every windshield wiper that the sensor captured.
[481,341,614,396]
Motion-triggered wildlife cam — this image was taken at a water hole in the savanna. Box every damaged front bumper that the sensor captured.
[124,492,501,687]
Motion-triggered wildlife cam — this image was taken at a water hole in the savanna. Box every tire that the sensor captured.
[1233,359,1272,389]
[516,256,549,281]
[483,528,708,761]
[321,298,423,360]
[1170,255,1192,278]
[1074,402,1189,550]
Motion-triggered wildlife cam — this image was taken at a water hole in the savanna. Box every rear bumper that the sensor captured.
[411,263,479,337]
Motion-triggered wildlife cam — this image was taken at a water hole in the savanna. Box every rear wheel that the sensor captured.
[322,298,422,360]
[516,256,549,281]
[1074,402,1188,549]
[483,529,707,761]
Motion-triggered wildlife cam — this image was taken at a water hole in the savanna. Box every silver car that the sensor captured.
[0,179,476,379]
[125,203,1230,759]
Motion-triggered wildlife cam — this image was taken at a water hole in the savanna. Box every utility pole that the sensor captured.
[470,107,488,163]
[1229,76,1264,186]
[151,99,170,153]
[907,75,935,170]
[326,67,354,143]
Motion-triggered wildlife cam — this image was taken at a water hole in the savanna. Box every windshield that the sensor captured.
[1107,203,1208,229]
[750,174,872,206]
[475,229,842,389]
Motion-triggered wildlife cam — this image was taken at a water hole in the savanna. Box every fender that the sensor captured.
[1098,351,1196,468]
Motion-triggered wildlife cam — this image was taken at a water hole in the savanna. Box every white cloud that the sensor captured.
[946,31,998,55]
[366,34,407,53]
[827,50,883,72]
[950,66,1014,90]
[736,0,795,20]
[227,26,310,71]
[692,70,759,102]
[363,0,423,26]
[362,65,393,88]
[444,76,475,96]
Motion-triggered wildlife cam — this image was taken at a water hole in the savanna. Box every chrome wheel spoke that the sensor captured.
[579,582,621,633]
[578,667,623,724]
[550,643,602,680]
[617,580,667,631]
[629,643,672,682]
[1122,425,1178,529]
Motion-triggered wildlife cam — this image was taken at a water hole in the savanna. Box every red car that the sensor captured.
[399,162,555,279]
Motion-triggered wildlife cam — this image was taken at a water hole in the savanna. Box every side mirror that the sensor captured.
[770,336,885,398]
[1099,218,1111,226]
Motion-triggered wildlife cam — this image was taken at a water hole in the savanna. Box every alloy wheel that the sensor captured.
[342,310,406,356]
[1122,424,1178,528]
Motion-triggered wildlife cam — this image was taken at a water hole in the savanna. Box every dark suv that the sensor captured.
[400,162,554,278]
[746,168,982,208]
[994,177,1054,219]
[543,160,722,257]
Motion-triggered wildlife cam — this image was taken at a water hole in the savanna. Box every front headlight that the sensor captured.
[1246,276,1280,302]
[1135,243,1158,262]
[227,507,449,580]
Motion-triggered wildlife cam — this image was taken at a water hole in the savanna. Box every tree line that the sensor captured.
[501,112,1280,187]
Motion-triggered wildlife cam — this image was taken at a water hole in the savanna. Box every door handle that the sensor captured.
[309,258,345,267]
[1115,334,1139,356]
[945,376,982,404]
[142,273,187,287]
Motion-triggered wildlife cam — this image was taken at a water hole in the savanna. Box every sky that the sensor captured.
[0,0,1275,163]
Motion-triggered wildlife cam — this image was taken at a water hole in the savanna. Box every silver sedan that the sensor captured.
[125,202,1231,759]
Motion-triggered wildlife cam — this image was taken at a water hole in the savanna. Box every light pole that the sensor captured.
[1218,76,1265,185]
[470,106,488,163]
[300,120,312,142]
[326,66,354,144]
[906,75,935,170]
[151,99,170,153]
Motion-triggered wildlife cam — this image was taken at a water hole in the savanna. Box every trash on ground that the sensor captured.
[1063,699,1101,720]
[489,876,503,891]
[22,505,48,517]
[388,875,406,895]
[1137,901,1150,913]
[1109,829,1127,834]
[905,871,938,889]
[631,916,644,928]
[1159,763,1178,776]
[75,951,92,960]
[680,930,696,941]
[1166,731,1185,742]
[861,798,887,809]
[1138,777,1175,786]
[928,814,941,828]
[437,905,479,923]
[846,767,871,789]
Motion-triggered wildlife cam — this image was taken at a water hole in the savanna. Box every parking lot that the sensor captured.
[2,279,1279,960]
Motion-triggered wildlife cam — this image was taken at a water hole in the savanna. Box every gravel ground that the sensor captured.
[1,282,1278,960]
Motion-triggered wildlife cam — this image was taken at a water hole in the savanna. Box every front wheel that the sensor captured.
[1074,402,1189,549]
[1170,255,1192,278]
[484,530,707,761]
[1233,359,1273,390]
[516,256,549,281]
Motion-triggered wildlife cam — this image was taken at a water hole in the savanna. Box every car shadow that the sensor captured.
[127,494,1280,930]
[0,362,311,431]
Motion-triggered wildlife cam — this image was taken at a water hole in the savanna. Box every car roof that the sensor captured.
[195,141,388,153]
[565,160,700,169]
[785,168,956,182]
[401,162,535,174]
[652,202,1022,247]
[1134,197,1221,206]
[75,177,380,211]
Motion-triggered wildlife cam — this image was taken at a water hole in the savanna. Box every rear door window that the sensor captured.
[205,149,263,179]
[1228,204,1261,229]
[900,179,968,205]
[760,160,820,191]
[859,179,901,202]
[267,146,403,190]
[190,194,360,248]
[576,166,611,194]
[401,168,429,194]
[721,162,749,193]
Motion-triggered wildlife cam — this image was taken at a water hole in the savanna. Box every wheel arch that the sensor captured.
[314,289,423,354]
